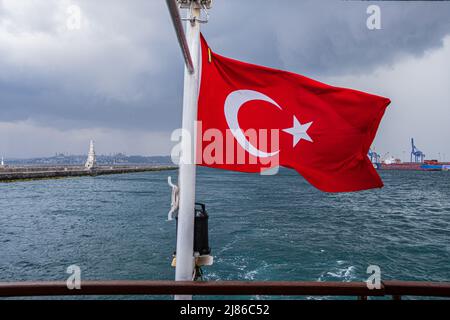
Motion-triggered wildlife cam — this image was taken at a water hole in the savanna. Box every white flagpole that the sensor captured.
[166,0,202,300]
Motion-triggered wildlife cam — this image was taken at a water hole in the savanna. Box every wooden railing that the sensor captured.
[0,280,449,299]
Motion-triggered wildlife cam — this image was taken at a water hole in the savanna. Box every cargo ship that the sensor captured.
[379,159,450,171]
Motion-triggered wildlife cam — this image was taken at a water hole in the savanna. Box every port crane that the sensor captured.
[368,149,381,163]
[410,138,425,163]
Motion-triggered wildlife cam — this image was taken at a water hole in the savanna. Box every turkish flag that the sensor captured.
[197,34,390,192]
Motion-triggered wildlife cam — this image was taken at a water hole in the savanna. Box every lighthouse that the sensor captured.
[85,140,96,170]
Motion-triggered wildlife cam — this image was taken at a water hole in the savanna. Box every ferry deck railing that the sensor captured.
[0,280,449,300]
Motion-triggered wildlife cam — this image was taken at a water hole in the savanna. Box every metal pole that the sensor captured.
[174,1,201,300]
[165,0,195,74]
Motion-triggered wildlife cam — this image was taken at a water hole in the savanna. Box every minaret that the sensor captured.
[85,140,96,169]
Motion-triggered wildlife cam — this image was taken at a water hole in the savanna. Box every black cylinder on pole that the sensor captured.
[175,203,210,256]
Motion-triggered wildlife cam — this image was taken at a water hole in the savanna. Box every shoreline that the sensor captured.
[0,165,178,182]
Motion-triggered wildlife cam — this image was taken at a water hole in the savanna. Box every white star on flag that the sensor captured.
[282,116,313,147]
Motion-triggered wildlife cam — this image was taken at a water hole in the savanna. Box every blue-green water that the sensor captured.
[1,168,449,298]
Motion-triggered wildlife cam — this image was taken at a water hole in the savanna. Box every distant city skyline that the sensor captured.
[1,1,449,161]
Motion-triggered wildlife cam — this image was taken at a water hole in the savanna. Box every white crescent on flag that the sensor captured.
[224,90,281,158]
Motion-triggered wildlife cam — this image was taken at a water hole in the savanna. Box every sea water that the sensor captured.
[1,167,449,299]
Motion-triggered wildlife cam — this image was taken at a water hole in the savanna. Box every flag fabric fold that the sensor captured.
[197,34,391,192]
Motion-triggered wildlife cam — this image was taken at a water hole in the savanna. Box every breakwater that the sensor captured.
[0,165,177,182]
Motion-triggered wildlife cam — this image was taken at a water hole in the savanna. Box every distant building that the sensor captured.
[85,140,96,169]
[1,157,4,167]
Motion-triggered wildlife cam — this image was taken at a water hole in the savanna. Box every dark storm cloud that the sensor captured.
[205,1,450,76]
[0,72,183,131]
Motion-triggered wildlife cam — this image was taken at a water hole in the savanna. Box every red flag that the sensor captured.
[196,34,390,192]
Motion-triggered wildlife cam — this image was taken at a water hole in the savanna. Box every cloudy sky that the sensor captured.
[0,0,449,161]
